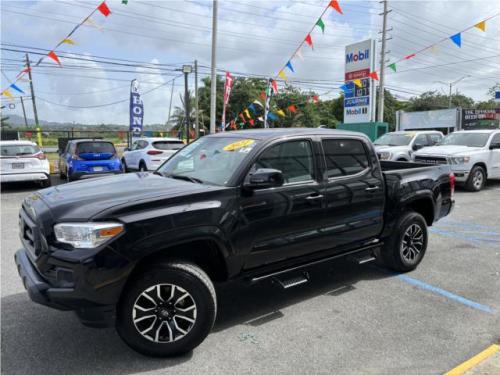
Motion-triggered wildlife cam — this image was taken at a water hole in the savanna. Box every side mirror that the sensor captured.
[244,168,284,190]
[124,147,130,152]
[412,144,423,151]
[490,143,500,150]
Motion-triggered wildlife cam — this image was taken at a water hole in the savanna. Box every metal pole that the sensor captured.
[209,0,218,134]
[377,0,388,123]
[184,72,190,144]
[194,59,199,138]
[25,54,39,128]
[167,78,175,128]
[448,83,452,108]
[20,96,29,127]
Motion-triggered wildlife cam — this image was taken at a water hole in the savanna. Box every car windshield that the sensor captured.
[374,133,413,146]
[0,144,40,157]
[76,142,115,154]
[440,133,490,147]
[153,141,185,151]
[157,136,259,186]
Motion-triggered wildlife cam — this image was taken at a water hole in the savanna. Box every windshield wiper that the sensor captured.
[166,174,204,184]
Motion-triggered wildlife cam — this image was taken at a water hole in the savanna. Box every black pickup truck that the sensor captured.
[15,128,454,357]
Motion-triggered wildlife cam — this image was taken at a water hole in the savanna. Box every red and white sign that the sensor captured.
[221,72,234,131]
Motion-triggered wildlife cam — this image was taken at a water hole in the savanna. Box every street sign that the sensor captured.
[343,39,376,124]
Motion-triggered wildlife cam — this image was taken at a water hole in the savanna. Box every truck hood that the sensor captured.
[415,145,482,156]
[374,145,410,153]
[38,172,224,221]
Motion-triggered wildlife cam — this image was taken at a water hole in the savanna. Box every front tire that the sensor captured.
[117,262,216,357]
[379,211,428,272]
[465,165,485,192]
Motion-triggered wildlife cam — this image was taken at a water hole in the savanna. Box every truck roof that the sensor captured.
[208,128,368,140]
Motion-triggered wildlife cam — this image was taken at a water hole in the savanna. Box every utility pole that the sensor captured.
[182,65,193,144]
[377,0,390,123]
[167,78,175,128]
[194,59,199,138]
[20,96,29,127]
[25,54,39,128]
[209,0,218,134]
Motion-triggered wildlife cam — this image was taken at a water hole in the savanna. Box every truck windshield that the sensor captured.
[157,136,259,185]
[440,133,490,147]
[374,133,413,146]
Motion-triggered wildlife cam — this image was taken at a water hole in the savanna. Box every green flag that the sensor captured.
[122,0,128,4]
[388,63,397,72]
[315,18,325,34]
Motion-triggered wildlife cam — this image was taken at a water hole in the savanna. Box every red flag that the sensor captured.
[239,113,247,124]
[271,79,278,93]
[304,34,313,49]
[404,53,416,60]
[329,0,343,14]
[249,119,255,127]
[260,91,266,100]
[17,67,31,77]
[312,95,319,104]
[287,105,297,113]
[369,71,379,80]
[47,51,61,66]
[97,1,111,17]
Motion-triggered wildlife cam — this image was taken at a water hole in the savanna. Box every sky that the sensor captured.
[1,0,499,126]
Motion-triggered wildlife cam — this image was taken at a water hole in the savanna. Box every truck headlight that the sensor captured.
[449,156,470,164]
[54,222,124,248]
[378,152,392,160]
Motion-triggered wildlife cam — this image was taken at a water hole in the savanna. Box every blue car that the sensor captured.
[59,139,123,182]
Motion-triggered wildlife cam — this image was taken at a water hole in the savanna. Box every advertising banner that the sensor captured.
[462,109,499,130]
[221,71,234,131]
[129,79,144,137]
[264,78,274,128]
[343,39,376,124]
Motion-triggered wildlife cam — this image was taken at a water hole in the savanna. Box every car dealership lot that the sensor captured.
[1,178,499,375]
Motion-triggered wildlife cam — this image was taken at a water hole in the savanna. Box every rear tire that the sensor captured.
[116,262,216,357]
[465,165,485,192]
[139,161,147,172]
[379,211,428,272]
[122,158,129,173]
[39,178,51,188]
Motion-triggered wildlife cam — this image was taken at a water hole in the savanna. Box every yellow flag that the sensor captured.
[1,89,13,98]
[431,45,440,54]
[474,20,486,32]
[278,70,287,80]
[353,79,362,88]
[276,109,285,117]
[85,18,103,30]
[61,38,75,45]
[244,108,251,119]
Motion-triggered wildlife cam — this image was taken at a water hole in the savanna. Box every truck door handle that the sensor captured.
[365,186,380,192]
[305,194,324,201]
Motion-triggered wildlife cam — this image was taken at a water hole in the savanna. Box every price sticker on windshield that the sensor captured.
[223,139,255,152]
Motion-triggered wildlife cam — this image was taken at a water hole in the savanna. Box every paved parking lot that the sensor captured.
[1,177,499,375]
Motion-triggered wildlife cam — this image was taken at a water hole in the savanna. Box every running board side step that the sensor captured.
[348,254,377,265]
[274,272,310,289]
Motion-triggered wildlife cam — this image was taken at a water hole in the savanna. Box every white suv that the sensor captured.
[0,140,51,187]
[374,130,443,161]
[414,129,500,191]
[122,137,185,172]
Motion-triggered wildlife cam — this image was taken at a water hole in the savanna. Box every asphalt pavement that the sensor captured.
[1,177,499,375]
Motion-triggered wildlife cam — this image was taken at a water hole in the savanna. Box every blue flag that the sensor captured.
[10,83,25,94]
[285,60,294,73]
[450,33,461,47]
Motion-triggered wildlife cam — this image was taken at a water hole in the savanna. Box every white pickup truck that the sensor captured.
[374,131,443,161]
[414,129,500,191]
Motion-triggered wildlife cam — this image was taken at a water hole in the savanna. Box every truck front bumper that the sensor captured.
[450,169,470,183]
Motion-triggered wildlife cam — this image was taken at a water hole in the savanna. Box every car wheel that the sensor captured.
[39,178,51,188]
[379,211,428,272]
[139,161,147,172]
[122,158,129,173]
[117,262,216,357]
[465,165,485,192]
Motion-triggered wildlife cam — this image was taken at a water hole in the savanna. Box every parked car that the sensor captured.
[59,139,123,182]
[374,130,443,161]
[0,140,50,187]
[15,129,454,357]
[122,137,185,172]
[414,129,500,191]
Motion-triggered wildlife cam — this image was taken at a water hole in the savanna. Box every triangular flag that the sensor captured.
[304,34,313,49]
[122,0,128,4]
[316,18,325,34]
[239,113,247,124]
[85,18,103,30]
[267,112,278,120]
[340,84,349,92]
[369,71,379,81]
[1,89,13,98]
[248,103,257,113]
[271,79,278,93]
[295,48,304,61]
[17,67,31,77]
[258,116,264,122]
[249,119,255,126]
[47,51,62,66]
[276,109,285,117]
[61,38,75,45]
[97,1,111,17]
[260,91,266,100]
[353,79,362,88]
[285,60,294,73]
[312,95,319,103]
[430,45,440,55]
[278,70,287,80]
[244,108,252,119]
[253,100,263,108]
[450,33,461,47]
[329,0,343,14]
[474,20,486,32]
[388,63,397,72]
[287,105,297,113]
[10,83,25,94]
[404,53,416,60]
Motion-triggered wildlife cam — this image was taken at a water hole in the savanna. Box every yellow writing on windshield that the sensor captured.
[223,139,255,151]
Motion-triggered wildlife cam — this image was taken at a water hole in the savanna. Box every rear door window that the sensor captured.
[76,142,115,155]
[322,139,369,178]
[153,141,185,151]
[428,133,442,145]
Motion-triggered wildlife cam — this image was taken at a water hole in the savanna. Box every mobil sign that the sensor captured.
[344,39,376,124]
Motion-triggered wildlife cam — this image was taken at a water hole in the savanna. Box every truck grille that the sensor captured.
[19,208,41,257]
[414,156,448,165]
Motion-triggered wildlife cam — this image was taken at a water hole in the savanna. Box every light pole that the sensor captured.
[435,75,470,108]
[182,64,192,144]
